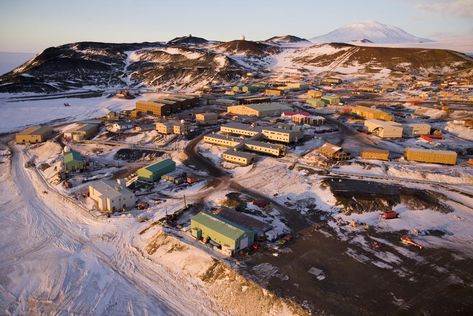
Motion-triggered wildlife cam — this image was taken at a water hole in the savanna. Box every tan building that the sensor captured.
[364,119,403,138]
[64,123,99,141]
[352,106,393,121]
[16,126,53,144]
[403,123,431,137]
[319,143,350,160]
[307,90,323,98]
[227,103,292,117]
[173,123,189,135]
[361,148,390,161]
[222,149,255,166]
[196,112,218,125]
[404,148,457,165]
[88,179,136,213]
[261,126,302,143]
[156,122,189,135]
[156,122,173,134]
[292,114,325,126]
[264,89,283,96]
[243,140,283,157]
[136,95,199,117]
[221,122,261,137]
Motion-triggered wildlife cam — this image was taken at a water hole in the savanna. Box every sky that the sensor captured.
[0,0,472,53]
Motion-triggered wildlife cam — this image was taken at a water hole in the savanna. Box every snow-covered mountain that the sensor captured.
[310,21,433,44]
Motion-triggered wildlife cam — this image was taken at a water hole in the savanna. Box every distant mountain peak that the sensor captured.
[310,21,433,44]
[264,35,310,44]
[167,35,208,46]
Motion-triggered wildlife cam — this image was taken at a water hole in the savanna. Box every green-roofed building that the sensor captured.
[307,98,325,108]
[63,150,85,173]
[191,212,254,255]
[137,159,176,182]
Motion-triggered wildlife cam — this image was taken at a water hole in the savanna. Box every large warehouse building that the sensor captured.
[16,125,53,144]
[137,159,176,182]
[352,106,393,121]
[135,95,199,117]
[404,148,457,165]
[364,119,403,138]
[227,103,292,117]
[191,212,254,256]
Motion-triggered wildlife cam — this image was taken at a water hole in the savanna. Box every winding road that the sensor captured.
[0,145,222,315]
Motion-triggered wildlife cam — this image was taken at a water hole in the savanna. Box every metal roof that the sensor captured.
[64,150,83,163]
[143,159,175,174]
[223,149,255,159]
[18,125,52,136]
[192,212,247,240]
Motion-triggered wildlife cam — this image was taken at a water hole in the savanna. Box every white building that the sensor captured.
[364,119,403,138]
[88,179,136,213]
[108,122,134,132]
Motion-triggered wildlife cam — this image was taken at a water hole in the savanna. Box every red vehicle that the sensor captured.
[383,211,399,219]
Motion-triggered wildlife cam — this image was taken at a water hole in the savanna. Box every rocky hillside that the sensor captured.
[1,38,472,93]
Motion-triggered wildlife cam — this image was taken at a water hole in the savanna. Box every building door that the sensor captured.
[239,236,249,250]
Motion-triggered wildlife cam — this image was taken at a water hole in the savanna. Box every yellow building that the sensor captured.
[264,89,283,96]
[307,90,323,98]
[226,103,292,117]
[243,140,283,157]
[222,149,254,166]
[203,134,242,147]
[196,112,218,125]
[319,143,350,160]
[156,122,173,134]
[63,123,99,141]
[16,126,53,144]
[352,106,393,121]
[261,126,302,143]
[361,148,390,161]
[220,122,260,137]
[404,148,457,165]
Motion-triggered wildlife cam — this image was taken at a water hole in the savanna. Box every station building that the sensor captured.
[15,126,53,144]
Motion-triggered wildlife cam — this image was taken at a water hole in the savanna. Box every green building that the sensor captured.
[137,159,176,182]
[191,212,254,254]
[321,95,340,105]
[307,98,325,108]
[63,150,85,173]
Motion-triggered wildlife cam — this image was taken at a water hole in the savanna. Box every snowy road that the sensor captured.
[0,146,220,315]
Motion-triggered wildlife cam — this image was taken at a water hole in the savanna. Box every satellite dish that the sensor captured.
[64,146,71,153]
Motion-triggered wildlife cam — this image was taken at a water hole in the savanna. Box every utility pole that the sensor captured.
[183,194,187,208]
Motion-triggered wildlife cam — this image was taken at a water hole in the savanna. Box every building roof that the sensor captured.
[205,133,243,142]
[18,125,52,136]
[192,212,247,241]
[89,180,132,199]
[361,148,389,154]
[212,208,272,234]
[64,150,83,163]
[319,143,343,155]
[364,119,402,129]
[221,122,262,132]
[142,159,175,174]
[281,111,310,117]
[65,123,97,133]
[404,148,457,156]
[223,149,255,159]
[244,139,280,150]
[244,102,292,112]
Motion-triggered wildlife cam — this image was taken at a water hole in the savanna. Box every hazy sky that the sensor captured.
[0,0,472,53]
